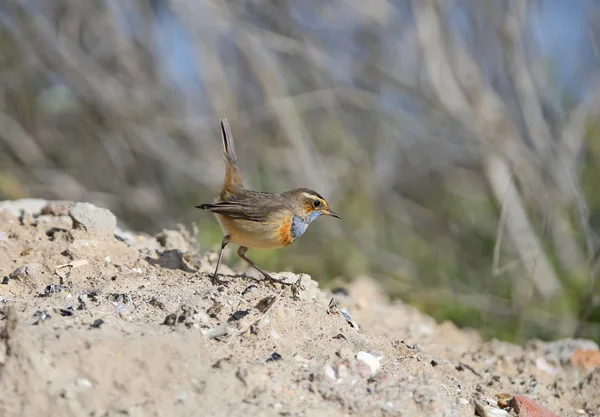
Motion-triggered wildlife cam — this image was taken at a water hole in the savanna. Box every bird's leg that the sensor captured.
[237,246,291,286]
[211,235,231,285]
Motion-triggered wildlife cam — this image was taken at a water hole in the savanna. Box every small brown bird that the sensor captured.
[196,118,340,285]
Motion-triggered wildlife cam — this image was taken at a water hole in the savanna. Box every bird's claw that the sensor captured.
[211,274,229,287]
[261,274,292,287]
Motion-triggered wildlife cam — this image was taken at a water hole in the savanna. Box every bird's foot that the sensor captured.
[261,273,293,287]
[211,274,229,287]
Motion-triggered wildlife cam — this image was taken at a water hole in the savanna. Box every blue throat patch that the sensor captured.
[290,212,322,241]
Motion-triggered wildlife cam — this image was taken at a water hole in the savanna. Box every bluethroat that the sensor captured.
[196,118,341,285]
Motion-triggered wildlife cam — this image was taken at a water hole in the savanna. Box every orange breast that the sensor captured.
[215,213,290,249]
[277,216,294,246]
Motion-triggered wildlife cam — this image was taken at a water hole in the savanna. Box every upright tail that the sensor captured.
[220,118,244,193]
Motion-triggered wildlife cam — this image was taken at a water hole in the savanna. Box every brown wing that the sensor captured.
[196,191,286,222]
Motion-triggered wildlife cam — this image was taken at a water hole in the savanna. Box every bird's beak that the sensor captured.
[327,210,341,219]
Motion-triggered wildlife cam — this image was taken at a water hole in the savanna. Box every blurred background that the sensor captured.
[1,0,600,344]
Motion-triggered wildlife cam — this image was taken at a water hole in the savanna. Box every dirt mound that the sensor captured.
[0,200,598,417]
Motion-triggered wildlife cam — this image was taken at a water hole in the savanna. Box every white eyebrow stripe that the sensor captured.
[301,192,320,200]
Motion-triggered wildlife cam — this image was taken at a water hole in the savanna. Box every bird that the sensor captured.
[196,118,341,286]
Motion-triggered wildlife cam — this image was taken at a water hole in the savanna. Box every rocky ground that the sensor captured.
[0,199,599,417]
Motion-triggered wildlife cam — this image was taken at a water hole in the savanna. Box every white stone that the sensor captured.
[356,351,381,376]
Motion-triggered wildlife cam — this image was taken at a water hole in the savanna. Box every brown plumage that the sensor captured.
[196,118,340,285]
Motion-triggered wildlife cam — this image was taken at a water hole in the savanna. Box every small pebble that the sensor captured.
[203,324,229,339]
[356,351,381,376]
[227,310,249,322]
[69,202,117,232]
[59,307,74,317]
[324,365,337,381]
[76,378,92,389]
[475,403,509,417]
[176,392,188,404]
[340,308,360,330]
[266,352,282,362]
[293,353,312,363]
[33,309,51,324]
[90,318,104,329]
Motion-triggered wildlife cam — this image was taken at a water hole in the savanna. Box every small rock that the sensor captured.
[78,293,88,310]
[44,284,63,295]
[458,398,469,405]
[69,202,117,232]
[510,395,560,417]
[0,199,48,216]
[484,398,499,407]
[155,229,190,252]
[107,293,131,304]
[495,393,512,408]
[203,324,229,339]
[543,338,599,365]
[152,250,192,271]
[535,357,559,375]
[356,351,381,376]
[228,310,250,322]
[59,307,75,317]
[293,353,313,363]
[33,309,51,324]
[76,378,92,389]
[265,352,282,362]
[175,391,188,404]
[475,403,509,417]
[324,365,337,380]
[90,318,104,328]
[570,349,600,371]
[10,264,43,289]
[163,313,177,326]
[340,308,360,331]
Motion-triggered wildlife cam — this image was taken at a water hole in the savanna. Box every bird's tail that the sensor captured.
[220,118,244,191]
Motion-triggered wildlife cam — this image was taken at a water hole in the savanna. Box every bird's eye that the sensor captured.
[313,200,321,208]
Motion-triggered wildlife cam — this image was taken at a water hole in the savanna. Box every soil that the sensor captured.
[0,200,599,417]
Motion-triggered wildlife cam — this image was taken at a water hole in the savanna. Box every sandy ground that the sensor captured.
[0,199,599,417]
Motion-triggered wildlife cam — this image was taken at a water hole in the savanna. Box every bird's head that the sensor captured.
[286,188,341,221]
